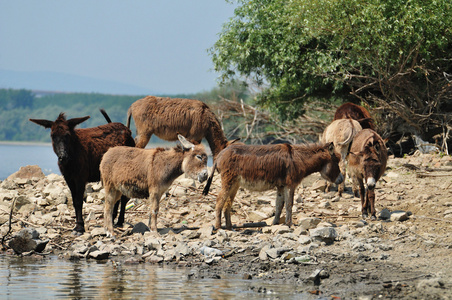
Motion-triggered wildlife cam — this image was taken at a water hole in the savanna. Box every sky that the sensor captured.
[0,1,237,95]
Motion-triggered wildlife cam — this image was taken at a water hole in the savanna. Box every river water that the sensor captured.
[0,142,214,181]
[0,143,59,180]
[0,256,304,299]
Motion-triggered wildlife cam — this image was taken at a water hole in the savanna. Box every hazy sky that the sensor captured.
[0,1,237,94]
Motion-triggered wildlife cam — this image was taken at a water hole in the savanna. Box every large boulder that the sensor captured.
[6,165,45,182]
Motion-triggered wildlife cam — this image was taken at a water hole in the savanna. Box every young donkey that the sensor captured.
[127,96,237,159]
[29,110,135,234]
[101,134,208,235]
[203,143,344,230]
[348,129,388,220]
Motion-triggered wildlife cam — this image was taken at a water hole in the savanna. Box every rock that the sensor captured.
[298,236,311,245]
[14,195,33,210]
[311,180,327,192]
[199,246,223,257]
[89,250,110,260]
[198,224,214,238]
[8,228,49,254]
[132,222,150,234]
[259,244,271,260]
[318,201,331,209]
[265,247,290,259]
[390,211,409,222]
[7,165,45,181]
[91,227,107,237]
[271,224,291,234]
[378,208,391,220]
[299,217,321,230]
[309,227,337,244]
[247,211,268,222]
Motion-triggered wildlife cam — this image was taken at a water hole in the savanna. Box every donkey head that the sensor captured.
[178,134,209,183]
[320,142,344,185]
[30,113,90,166]
[349,139,385,190]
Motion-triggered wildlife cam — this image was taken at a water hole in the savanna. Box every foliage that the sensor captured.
[0,86,252,143]
[210,0,452,144]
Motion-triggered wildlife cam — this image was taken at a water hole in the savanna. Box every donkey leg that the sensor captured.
[114,195,129,227]
[104,188,121,236]
[148,191,160,231]
[223,184,239,230]
[367,189,376,220]
[69,183,86,234]
[284,188,295,227]
[273,187,286,225]
[215,179,238,230]
[337,160,346,196]
[358,180,368,219]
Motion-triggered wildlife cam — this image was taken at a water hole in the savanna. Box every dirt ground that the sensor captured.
[1,152,452,299]
[185,152,452,299]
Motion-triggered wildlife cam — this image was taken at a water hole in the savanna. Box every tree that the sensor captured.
[210,0,452,152]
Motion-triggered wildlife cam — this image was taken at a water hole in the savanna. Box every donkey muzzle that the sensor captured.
[335,173,344,185]
[198,170,209,183]
[366,177,376,190]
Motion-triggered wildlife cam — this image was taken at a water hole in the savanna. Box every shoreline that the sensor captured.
[1,153,451,299]
[0,141,52,147]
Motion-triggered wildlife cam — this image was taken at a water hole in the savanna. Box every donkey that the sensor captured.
[29,110,135,234]
[321,119,362,195]
[334,102,375,130]
[202,142,343,230]
[100,134,208,235]
[348,129,388,219]
[126,96,237,159]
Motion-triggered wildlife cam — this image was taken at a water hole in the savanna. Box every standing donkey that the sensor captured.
[348,129,388,219]
[30,111,135,234]
[321,119,362,195]
[126,96,238,160]
[203,142,343,230]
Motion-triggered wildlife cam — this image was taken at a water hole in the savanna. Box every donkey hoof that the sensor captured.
[370,215,376,221]
[362,213,368,219]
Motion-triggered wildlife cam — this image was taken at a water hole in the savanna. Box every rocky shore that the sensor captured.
[1,152,452,299]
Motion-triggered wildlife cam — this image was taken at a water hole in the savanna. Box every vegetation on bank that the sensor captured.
[0,85,251,143]
[211,0,452,152]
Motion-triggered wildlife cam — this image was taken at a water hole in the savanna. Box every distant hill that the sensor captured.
[0,69,157,95]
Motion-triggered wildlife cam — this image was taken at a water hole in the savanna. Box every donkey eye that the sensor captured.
[196,155,203,160]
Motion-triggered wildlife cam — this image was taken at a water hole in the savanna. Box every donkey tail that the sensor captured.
[202,162,217,196]
[126,107,132,129]
[100,109,112,123]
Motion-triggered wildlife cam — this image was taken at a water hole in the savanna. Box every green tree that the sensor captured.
[210,0,452,144]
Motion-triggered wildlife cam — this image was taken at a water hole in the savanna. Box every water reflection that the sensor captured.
[0,256,304,299]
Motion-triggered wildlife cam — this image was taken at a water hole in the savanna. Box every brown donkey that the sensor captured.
[333,102,375,130]
[321,119,362,195]
[348,129,388,219]
[101,135,208,235]
[202,143,343,230]
[127,96,236,159]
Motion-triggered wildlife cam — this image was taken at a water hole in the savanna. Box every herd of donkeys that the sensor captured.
[29,96,387,237]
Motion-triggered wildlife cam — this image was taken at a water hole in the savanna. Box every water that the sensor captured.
[0,142,214,181]
[0,256,304,299]
[0,143,59,180]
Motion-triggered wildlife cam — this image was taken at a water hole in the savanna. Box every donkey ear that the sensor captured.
[67,116,90,129]
[327,142,335,154]
[29,118,54,129]
[374,142,381,155]
[177,134,195,150]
